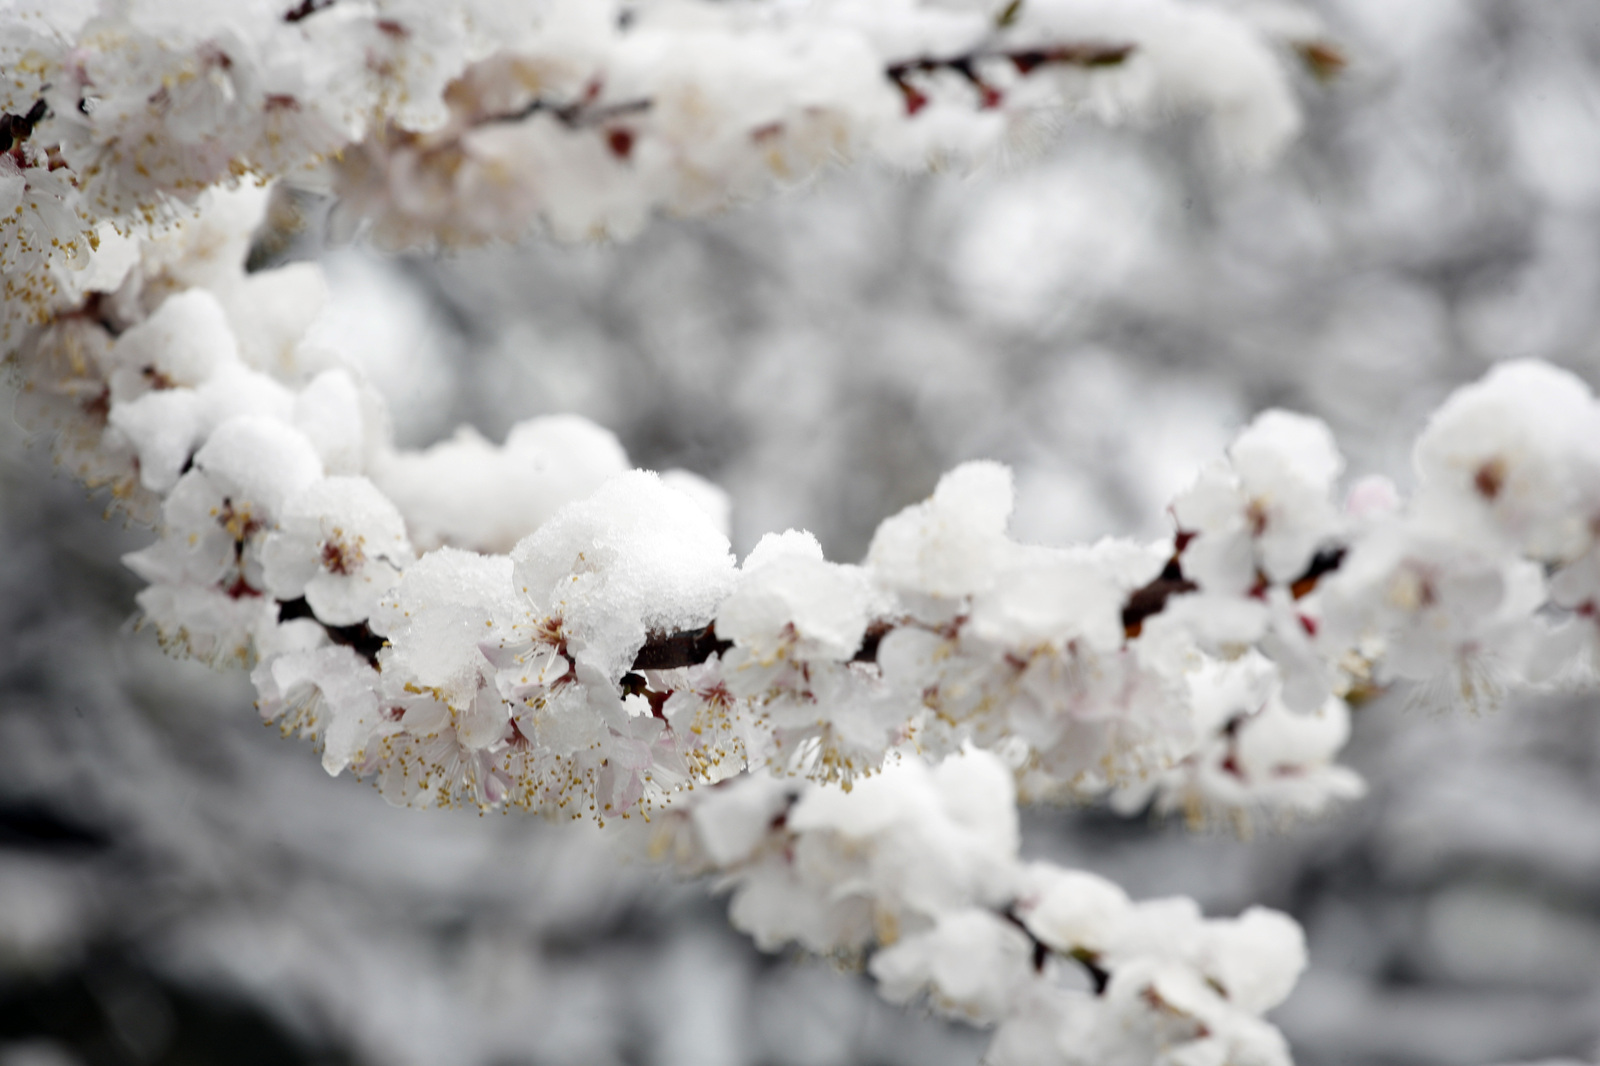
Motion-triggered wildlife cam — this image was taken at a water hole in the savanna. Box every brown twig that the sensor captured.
[0,99,48,155]
[278,596,387,667]
[887,42,1134,114]
[1001,905,1111,993]
[485,95,653,132]
[631,624,732,672]
[283,0,338,23]
[627,536,1350,673]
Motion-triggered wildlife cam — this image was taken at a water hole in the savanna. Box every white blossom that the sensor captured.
[259,476,414,626]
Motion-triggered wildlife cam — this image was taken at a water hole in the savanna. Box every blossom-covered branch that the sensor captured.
[0,2,1392,1062]
[660,748,1306,1065]
[885,40,1135,114]
[19,178,1580,845]
[632,541,1352,673]
[0,0,1313,345]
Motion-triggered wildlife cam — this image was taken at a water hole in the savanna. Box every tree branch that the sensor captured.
[278,597,386,667]
[630,624,732,671]
[0,99,48,154]
[886,42,1134,114]
[1001,905,1110,993]
[629,540,1348,673]
[283,0,338,23]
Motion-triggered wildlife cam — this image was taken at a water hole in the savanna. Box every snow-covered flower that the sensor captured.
[1413,359,1600,561]
[1117,653,1365,828]
[1172,409,1344,596]
[260,476,415,626]
[1319,521,1545,709]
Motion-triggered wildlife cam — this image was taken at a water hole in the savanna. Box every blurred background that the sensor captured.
[5,0,1600,1063]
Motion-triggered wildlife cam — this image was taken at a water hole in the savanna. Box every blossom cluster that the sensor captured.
[13,178,1600,1058]
[1,0,1320,347]
[15,187,1375,831]
[661,747,1307,1066]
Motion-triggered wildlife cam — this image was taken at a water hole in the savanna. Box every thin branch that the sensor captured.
[448,37,1131,156]
[886,42,1134,82]
[631,624,732,671]
[278,597,386,667]
[283,0,338,23]
[0,99,48,154]
[886,41,1135,114]
[1121,558,1198,639]
[484,95,653,132]
[629,540,1350,673]
[1001,905,1111,993]
[1291,546,1346,599]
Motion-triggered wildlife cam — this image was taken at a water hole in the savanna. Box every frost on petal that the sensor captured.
[125,469,238,589]
[930,748,1020,854]
[192,364,297,432]
[457,682,512,751]
[511,681,609,760]
[1413,359,1600,560]
[1015,865,1131,957]
[134,583,276,667]
[222,262,329,377]
[107,387,205,493]
[1231,410,1343,500]
[1145,590,1268,651]
[1130,653,1365,827]
[1171,461,1256,595]
[1197,907,1305,1015]
[107,288,239,400]
[374,415,631,553]
[1174,409,1343,592]
[690,771,795,868]
[742,529,824,571]
[260,475,414,626]
[1319,522,1544,705]
[791,750,1020,916]
[868,461,1015,607]
[1231,410,1343,583]
[660,468,733,539]
[969,549,1125,652]
[869,908,1033,1024]
[134,184,271,291]
[511,469,737,682]
[371,547,523,709]
[193,416,324,519]
[1234,695,1351,786]
[292,369,371,476]
[717,551,880,661]
[1259,605,1336,715]
[726,858,874,955]
[256,645,386,776]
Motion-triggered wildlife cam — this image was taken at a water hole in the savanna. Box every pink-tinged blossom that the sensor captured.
[1114,653,1365,828]
[260,476,414,627]
[1172,409,1344,595]
[1413,359,1600,561]
[1319,522,1544,710]
[679,749,1304,1066]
